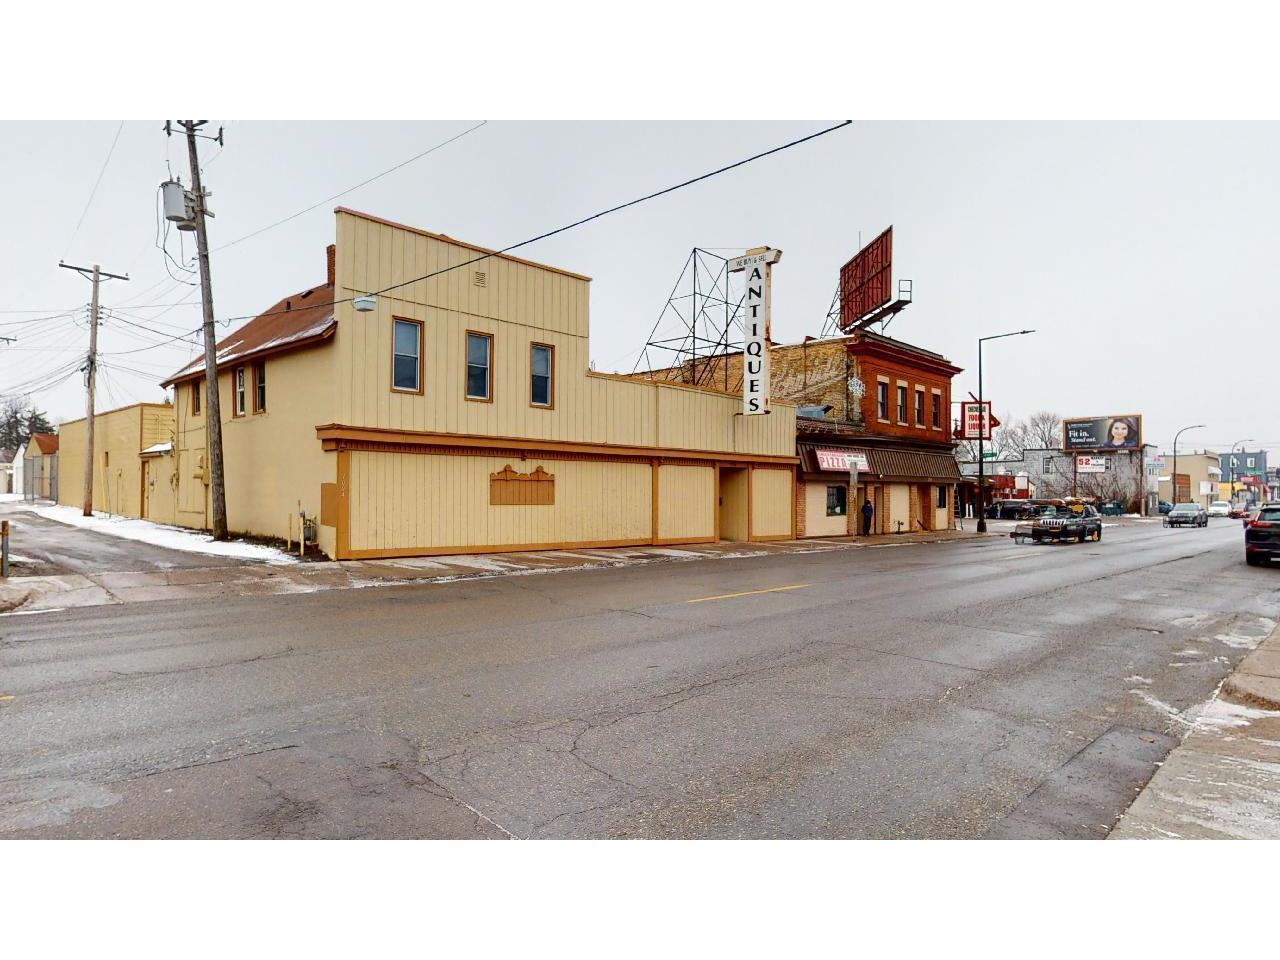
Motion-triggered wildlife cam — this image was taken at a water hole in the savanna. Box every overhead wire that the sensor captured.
[211,120,489,253]
[220,120,853,326]
[62,121,126,260]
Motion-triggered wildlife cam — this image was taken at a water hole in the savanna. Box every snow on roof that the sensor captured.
[163,282,335,385]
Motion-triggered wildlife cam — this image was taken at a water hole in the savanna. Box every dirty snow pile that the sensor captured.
[20,502,296,564]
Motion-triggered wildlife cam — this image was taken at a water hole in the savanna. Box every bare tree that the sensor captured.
[1025,410,1062,449]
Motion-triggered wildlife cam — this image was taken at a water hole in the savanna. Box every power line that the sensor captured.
[222,120,852,325]
[63,121,126,260]
[212,120,489,253]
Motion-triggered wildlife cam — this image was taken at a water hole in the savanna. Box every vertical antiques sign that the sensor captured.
[728,247,782,415]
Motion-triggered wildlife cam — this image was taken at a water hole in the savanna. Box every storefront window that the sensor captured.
[936,485,948,509]
[826,485,847,517]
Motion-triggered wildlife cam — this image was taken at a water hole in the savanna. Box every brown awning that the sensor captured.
[799,441,962,482]
[864,448,963,482]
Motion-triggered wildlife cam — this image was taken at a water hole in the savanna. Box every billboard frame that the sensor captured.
[838,226,893,331]
[1062,414,1144,452]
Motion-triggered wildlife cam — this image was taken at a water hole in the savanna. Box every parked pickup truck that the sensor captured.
[1011,504,1103,544]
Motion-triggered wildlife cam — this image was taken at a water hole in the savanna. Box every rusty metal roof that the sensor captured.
[163,282,336,386]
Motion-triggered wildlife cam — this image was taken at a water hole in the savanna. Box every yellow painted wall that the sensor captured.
[57,403,175,517]
[172,344,336,549]
[657,464,715,541]
[330,210,797,458]
[347,451,651,554]
[751,468,793,539]
[805,480,849,537]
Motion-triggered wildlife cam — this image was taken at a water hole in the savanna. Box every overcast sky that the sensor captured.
[1,121,1274,461]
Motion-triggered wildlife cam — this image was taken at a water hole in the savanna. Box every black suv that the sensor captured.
[1011,504,1103,544]
[1245,504,1280,566]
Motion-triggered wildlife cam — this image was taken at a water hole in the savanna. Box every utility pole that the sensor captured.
[59,260,128,516]
[170,120,228,539]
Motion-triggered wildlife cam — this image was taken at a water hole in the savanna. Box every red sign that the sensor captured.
[838,226,893,331]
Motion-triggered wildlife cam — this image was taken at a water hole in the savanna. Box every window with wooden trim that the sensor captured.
[490,465,554,505]
[392,318,422,393]
[466,331,493,401]
[896,385,907,423]
[253,360,266,413]
[931,393,941,428]
[877,381,889,420]
[233,367,246,417]
[530,342,553,408]
[936,485,948,509]
[914,388,925,425]
[191,378,202,416]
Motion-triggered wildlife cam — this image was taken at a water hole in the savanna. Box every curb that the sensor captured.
[1221,675,1280,712]
[0,588,31,614]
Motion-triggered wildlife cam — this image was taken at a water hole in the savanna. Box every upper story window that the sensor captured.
[931,393,941,428]
[1247,457,1256,467]
[392,318,423,393]
[233,367,246,417]
[466,331,493,401]
[896,385,907,423]
[253,360,266,413]
[530,343,553,408]
[877,382,889,420]
[191,378,202,416]
[1043,458,1054,473]
[914,388,925,425]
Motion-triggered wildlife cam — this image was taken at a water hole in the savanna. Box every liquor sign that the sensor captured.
[815,447,869,472]
[961,401,993,440]
[728,247,783,416]
[1076,455,1109,474]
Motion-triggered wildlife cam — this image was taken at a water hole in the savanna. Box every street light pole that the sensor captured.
[1230,438,1254,505]
[1171,424,1206,506]
[975,329,1035,533]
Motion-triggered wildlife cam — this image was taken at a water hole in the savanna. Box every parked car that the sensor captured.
[1011,504,1103,544]
[1164,503,1208,527]
[1208,500,1231,517]
[1246,501,1280,528]
[985,499,1032,520]
[1245,504,1280,566]
[1157,500,1173,515]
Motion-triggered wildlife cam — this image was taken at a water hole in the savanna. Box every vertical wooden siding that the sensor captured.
[347,452,651,553]
[750,468,794,538]
[657,464,715,540]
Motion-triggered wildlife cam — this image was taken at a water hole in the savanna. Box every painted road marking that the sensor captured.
[0,695,14,702]
[687,584,811,604]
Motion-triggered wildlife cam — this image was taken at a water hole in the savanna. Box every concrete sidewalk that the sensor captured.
[1110,623,1280,839]
[1,528,981,615]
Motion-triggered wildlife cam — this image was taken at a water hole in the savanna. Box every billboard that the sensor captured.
[838,226,893,331]
[1062,414,1142,451]
[961,401,993,440]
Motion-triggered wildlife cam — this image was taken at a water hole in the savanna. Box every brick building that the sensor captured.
[632,330,964,537]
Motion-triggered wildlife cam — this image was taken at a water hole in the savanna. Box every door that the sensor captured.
[718,467,749,541]
[141,460,151,520]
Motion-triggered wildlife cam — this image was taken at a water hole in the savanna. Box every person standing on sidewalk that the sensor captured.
[860,498,874,536]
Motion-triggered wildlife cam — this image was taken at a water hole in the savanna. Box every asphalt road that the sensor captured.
[0,506,241,575]
[2,518,1276,838]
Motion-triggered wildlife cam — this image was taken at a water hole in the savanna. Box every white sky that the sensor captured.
[1,121,1274,462]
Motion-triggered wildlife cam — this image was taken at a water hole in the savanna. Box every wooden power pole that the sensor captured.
[59,260,128,516]
[172,119,229,539]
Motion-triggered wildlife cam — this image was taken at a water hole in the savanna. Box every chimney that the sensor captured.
[326,244,336,287]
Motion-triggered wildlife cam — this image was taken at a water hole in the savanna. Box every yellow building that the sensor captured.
[57,402,176,520]
[156,208,797,559]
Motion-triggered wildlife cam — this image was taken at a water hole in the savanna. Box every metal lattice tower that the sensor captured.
[632,248,746,391]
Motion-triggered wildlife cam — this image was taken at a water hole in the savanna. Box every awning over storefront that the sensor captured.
[799,442,962,483]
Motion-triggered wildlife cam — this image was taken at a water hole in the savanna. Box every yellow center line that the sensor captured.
[0,695,14,702]
[687,584,812,604]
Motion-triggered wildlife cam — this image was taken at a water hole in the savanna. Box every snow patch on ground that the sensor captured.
[1126,675,1153,685]
[1172,612,1214,629]
[1195,698,1280,730]
[0,493,25,503]
[18,503,296,564]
